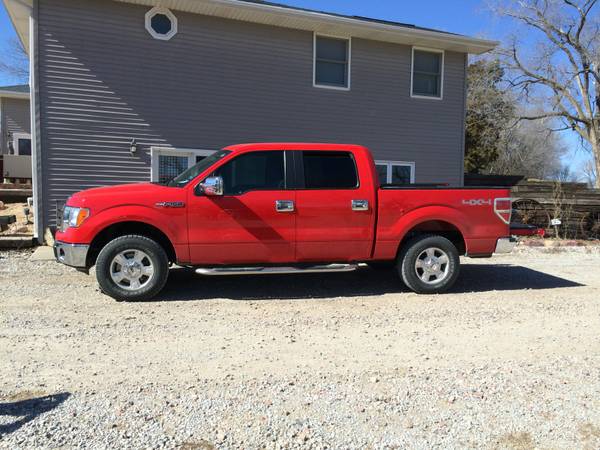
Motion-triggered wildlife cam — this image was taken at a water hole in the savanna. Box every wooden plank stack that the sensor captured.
[465,175,600,239]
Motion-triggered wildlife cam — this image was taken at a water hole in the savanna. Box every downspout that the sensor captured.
[459,53,467,188]
[29,0,44,243]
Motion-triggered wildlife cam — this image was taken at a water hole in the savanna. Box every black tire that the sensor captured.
[397,234,460,294]
[95,235,169,302]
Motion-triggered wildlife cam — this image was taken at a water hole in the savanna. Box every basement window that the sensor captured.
[145,7,178,41]
[375,161,415,185]
[151,147,216,184]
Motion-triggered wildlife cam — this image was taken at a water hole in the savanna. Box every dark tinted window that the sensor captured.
[18,138,32,156]
[151,13,172,35]
[215,151,285,195]
[303,151,358,189]
[391,165,412,184]
[315,36,349,88]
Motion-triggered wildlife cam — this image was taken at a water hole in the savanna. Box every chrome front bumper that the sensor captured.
[54,241,89,268]
[494,237,518,254]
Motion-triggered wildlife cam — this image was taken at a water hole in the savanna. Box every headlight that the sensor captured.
[61,206,90,231]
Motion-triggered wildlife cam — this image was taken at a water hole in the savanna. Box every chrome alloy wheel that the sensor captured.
[110,249,155,291]
[414,247,450,285]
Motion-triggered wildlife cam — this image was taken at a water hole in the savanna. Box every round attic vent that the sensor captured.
[145,7,178,41]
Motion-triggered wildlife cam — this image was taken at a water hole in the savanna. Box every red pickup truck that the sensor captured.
[54,143,518,301]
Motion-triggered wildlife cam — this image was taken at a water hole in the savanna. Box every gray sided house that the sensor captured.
[3,0,496,241]
[0,84,31,180]
[0,85,30,155]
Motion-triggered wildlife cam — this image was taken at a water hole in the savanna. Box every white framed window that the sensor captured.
[12,133,32,156]
[411,47,444,100]
[375,160,415,185]
[313,33,351,91]
[150,147,215,183]
[145,7,178,41]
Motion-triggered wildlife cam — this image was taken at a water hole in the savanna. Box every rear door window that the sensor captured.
[302,151,358,189]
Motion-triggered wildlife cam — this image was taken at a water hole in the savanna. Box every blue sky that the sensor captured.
[0,0,589,172]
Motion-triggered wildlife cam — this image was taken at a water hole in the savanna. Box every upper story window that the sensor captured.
[145,7,178,41]
[314,35,351,90]
[303,151,358,189]
[411,48,444,99]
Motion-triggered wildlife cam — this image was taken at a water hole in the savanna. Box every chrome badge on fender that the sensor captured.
[155,201,186,208]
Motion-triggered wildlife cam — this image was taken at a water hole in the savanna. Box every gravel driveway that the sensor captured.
[1,247,600,449]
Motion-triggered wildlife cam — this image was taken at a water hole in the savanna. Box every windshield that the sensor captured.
[166,150,231,187]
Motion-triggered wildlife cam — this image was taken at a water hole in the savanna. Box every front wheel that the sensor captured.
[96,235,169,301]
[397,234,460,294]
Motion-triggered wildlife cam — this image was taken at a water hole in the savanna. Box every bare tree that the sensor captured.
[489,118,566,177]
[497,0,600,187]
[580,157,598,184]
[0,37,28,83]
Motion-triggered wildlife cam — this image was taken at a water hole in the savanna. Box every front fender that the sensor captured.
[55,204,187,248]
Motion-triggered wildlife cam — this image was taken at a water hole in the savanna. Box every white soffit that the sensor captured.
[115,0,498,54]
[2,0,32,51]
[2,0,498,55]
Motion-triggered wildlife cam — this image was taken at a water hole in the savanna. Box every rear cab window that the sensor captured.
[302,151,358,189]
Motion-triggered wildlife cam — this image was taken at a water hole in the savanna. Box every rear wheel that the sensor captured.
[96,235,169,301]
[397,234,460,294]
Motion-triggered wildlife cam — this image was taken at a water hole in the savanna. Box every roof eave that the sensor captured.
[2,0,32,52]
[0,91,30,99]
[114,0,498,54]
[2,0,498,55]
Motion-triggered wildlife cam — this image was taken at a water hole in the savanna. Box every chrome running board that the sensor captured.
[195,263,358,276]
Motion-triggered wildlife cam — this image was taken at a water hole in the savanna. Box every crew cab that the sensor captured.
[54,143,518,301]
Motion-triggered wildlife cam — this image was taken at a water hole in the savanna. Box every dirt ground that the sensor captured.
[0,203,33,235]
[1,248,600,448]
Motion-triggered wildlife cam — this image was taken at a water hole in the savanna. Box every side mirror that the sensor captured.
[199,176,223,196]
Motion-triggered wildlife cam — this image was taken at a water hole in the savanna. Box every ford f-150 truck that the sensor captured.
[54,143,519,301]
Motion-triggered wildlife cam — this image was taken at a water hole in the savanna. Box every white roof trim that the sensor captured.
[114,0,497,54]
[0,90,30,99]
[2,0,32,51]
[3,0,498,55]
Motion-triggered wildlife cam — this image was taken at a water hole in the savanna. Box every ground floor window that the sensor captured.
[150,147,215,183]
[375,160,415,185]
[12,133,32,156]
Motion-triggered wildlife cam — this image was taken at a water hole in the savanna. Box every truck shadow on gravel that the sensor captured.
[151,264,583,301]
[0,392,70,436]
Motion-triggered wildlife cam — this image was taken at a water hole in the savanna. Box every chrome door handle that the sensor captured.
[275,200,295,212]
[351,200,369,211]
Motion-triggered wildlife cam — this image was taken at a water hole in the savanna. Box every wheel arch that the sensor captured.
[396,219,467,257]
[86,221,177,268]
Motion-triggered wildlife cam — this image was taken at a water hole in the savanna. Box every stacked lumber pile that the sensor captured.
[511,180,600,239]
[465,174,600,239]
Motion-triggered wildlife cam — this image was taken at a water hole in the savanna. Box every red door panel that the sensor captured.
[295,190,374,261]
[294,150,376,262]
[187,191,296,265]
